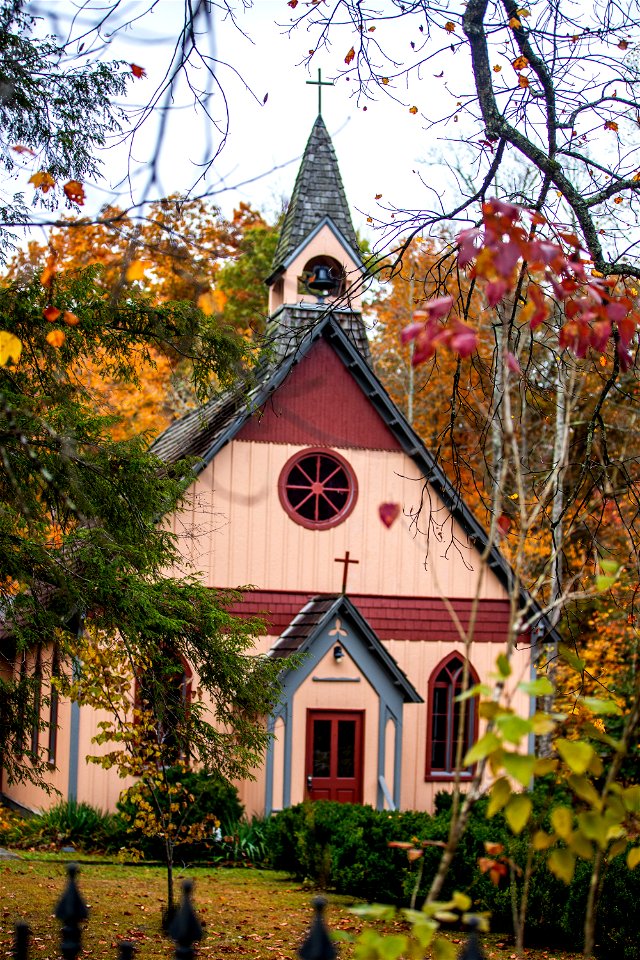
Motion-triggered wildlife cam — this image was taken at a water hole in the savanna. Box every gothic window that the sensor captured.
[426,653,478,780]
[278,448,358,530]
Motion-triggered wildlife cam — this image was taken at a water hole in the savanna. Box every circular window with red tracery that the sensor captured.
[278,449,358,530]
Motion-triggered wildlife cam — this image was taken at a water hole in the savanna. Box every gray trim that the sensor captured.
[270,595,420,811]
[67,658,81,801]
[312,676,361,683]
[270,216,365,283]
[378,774,396,811]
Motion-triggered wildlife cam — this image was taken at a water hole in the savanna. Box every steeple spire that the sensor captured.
[270,115,361,275]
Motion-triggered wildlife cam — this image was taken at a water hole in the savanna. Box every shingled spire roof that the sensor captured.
[270,114,361,274]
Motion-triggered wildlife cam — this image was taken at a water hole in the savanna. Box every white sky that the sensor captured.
[21,0,461,245]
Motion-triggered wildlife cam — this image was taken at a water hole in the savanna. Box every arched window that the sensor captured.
[135,653,193,763]
[426,653,478,780]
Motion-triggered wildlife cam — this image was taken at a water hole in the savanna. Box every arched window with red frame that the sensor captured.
[134,653,193,763]
[425,653,479,780]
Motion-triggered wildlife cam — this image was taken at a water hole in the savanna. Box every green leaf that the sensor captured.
[350,904,397,920]
[379,935,409,960]
[502,751,536,787]
[505,794,532,834]
[496,653,512,678]
[456,683,491,702]
[623,785,640,813]
[556,739,594,775]
[600,558,620,575]
[596,574,616,592]
[551,806,573,840]
[547,848,576,884]
[531,712,557,736]
[567,774,602,810]
[410,920,437,949]
[569,831,594,861]
[452,892,472,911]
[487,777,511,818]
[558,643,585,673]
[534,757,558,777]
[519,677,554,696]
[578,697,622,715]
[463,731,501,766]
[577,812,611,850]
[432,938,457,960]
[496,713,533,744]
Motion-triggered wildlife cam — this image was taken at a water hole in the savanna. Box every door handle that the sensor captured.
[307,775,313,791]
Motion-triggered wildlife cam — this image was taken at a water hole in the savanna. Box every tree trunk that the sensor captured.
[583,848,603,958]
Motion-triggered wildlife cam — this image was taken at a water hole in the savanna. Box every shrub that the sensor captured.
[5,799,126,852]
[117,767,244,860]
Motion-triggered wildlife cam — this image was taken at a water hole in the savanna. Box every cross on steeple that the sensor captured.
[306,68,334,116]
[335,551,359,594]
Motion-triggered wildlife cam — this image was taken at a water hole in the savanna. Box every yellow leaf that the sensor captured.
[444,21,455,33]
[382,77,389,85]
[627,847,640,869]
[409,105,418,115]
[604,120,619,132]
[518,75,530,88]
[63,310,80,326]
[551,806,573,841]
[29,171,55,193]
[512,56,529,70]
[505,794,532,834]
[517,8,531,16]
[547,849,576,884]
[46,329,66,348]
[126,260,145,282]
[556,739,594,775]
[493,65,502,72]
[532,830,554,850]
[509,17,521,28]
[487,777,511,817]
[0,331,22,366]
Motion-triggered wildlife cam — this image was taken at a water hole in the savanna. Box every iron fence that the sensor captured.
[10,863,484,960]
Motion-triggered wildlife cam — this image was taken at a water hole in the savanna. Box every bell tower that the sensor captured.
[265,114,367,320]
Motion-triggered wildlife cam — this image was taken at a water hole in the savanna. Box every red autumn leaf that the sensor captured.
[448,318,478,358]
[344,47,355,65]
[486,279,509,307]
[379,503,401,529]
[604,120,619,131]
[618,39,629,50]
[12,144,36,156]
[512,55,529,70]
[43,306,61,323]
[444,21,456,32]
[518,74,530,88]
[505,351,521,374]
[63,180,85,205]
[497,513,512,536]
[288,0,298,6]
[130,63,146,78]
[409,105,418,114]
[63,311,80,326]
[388,841,414,849]
[485,841,505,856]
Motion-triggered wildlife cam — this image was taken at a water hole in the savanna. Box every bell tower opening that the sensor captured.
[299,255,346,300]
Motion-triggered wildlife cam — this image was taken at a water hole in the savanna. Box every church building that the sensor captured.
[2,113,534,817]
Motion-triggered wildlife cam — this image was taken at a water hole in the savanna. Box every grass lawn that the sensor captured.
[0,856,581,960]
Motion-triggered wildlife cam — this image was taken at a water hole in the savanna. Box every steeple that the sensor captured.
[269,115,361,276]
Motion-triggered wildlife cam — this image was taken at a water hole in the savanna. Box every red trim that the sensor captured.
[425,652,479,782]
[278,448,358,530]
[237,339,402,451]
[225,589,521,643]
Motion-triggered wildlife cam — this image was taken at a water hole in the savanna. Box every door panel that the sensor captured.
[305,710,364,803]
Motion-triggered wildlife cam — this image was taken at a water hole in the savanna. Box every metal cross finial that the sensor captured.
[306,68,334,116]
[334,551,359,594]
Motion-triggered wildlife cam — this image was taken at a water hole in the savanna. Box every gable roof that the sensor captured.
[269,115,361,279]
[150,306,558,643]
[269,593,423,704]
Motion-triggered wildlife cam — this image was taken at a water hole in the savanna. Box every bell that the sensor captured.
[306,263,337,296]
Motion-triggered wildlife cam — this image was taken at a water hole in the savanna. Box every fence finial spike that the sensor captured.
[55,864,88,960]
[168,878,203,960]
[299,897,337,960]
[459,918,485,960]
[13,921,30,960]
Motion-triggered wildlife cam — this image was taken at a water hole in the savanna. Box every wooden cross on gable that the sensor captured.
[306,68,334,116]
[335,551,359,594]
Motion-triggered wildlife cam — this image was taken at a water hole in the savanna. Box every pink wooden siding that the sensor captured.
[238,340,402,451]
[172,441,510,602]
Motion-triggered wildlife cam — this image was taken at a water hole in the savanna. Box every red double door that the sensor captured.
[305,710,364,803]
